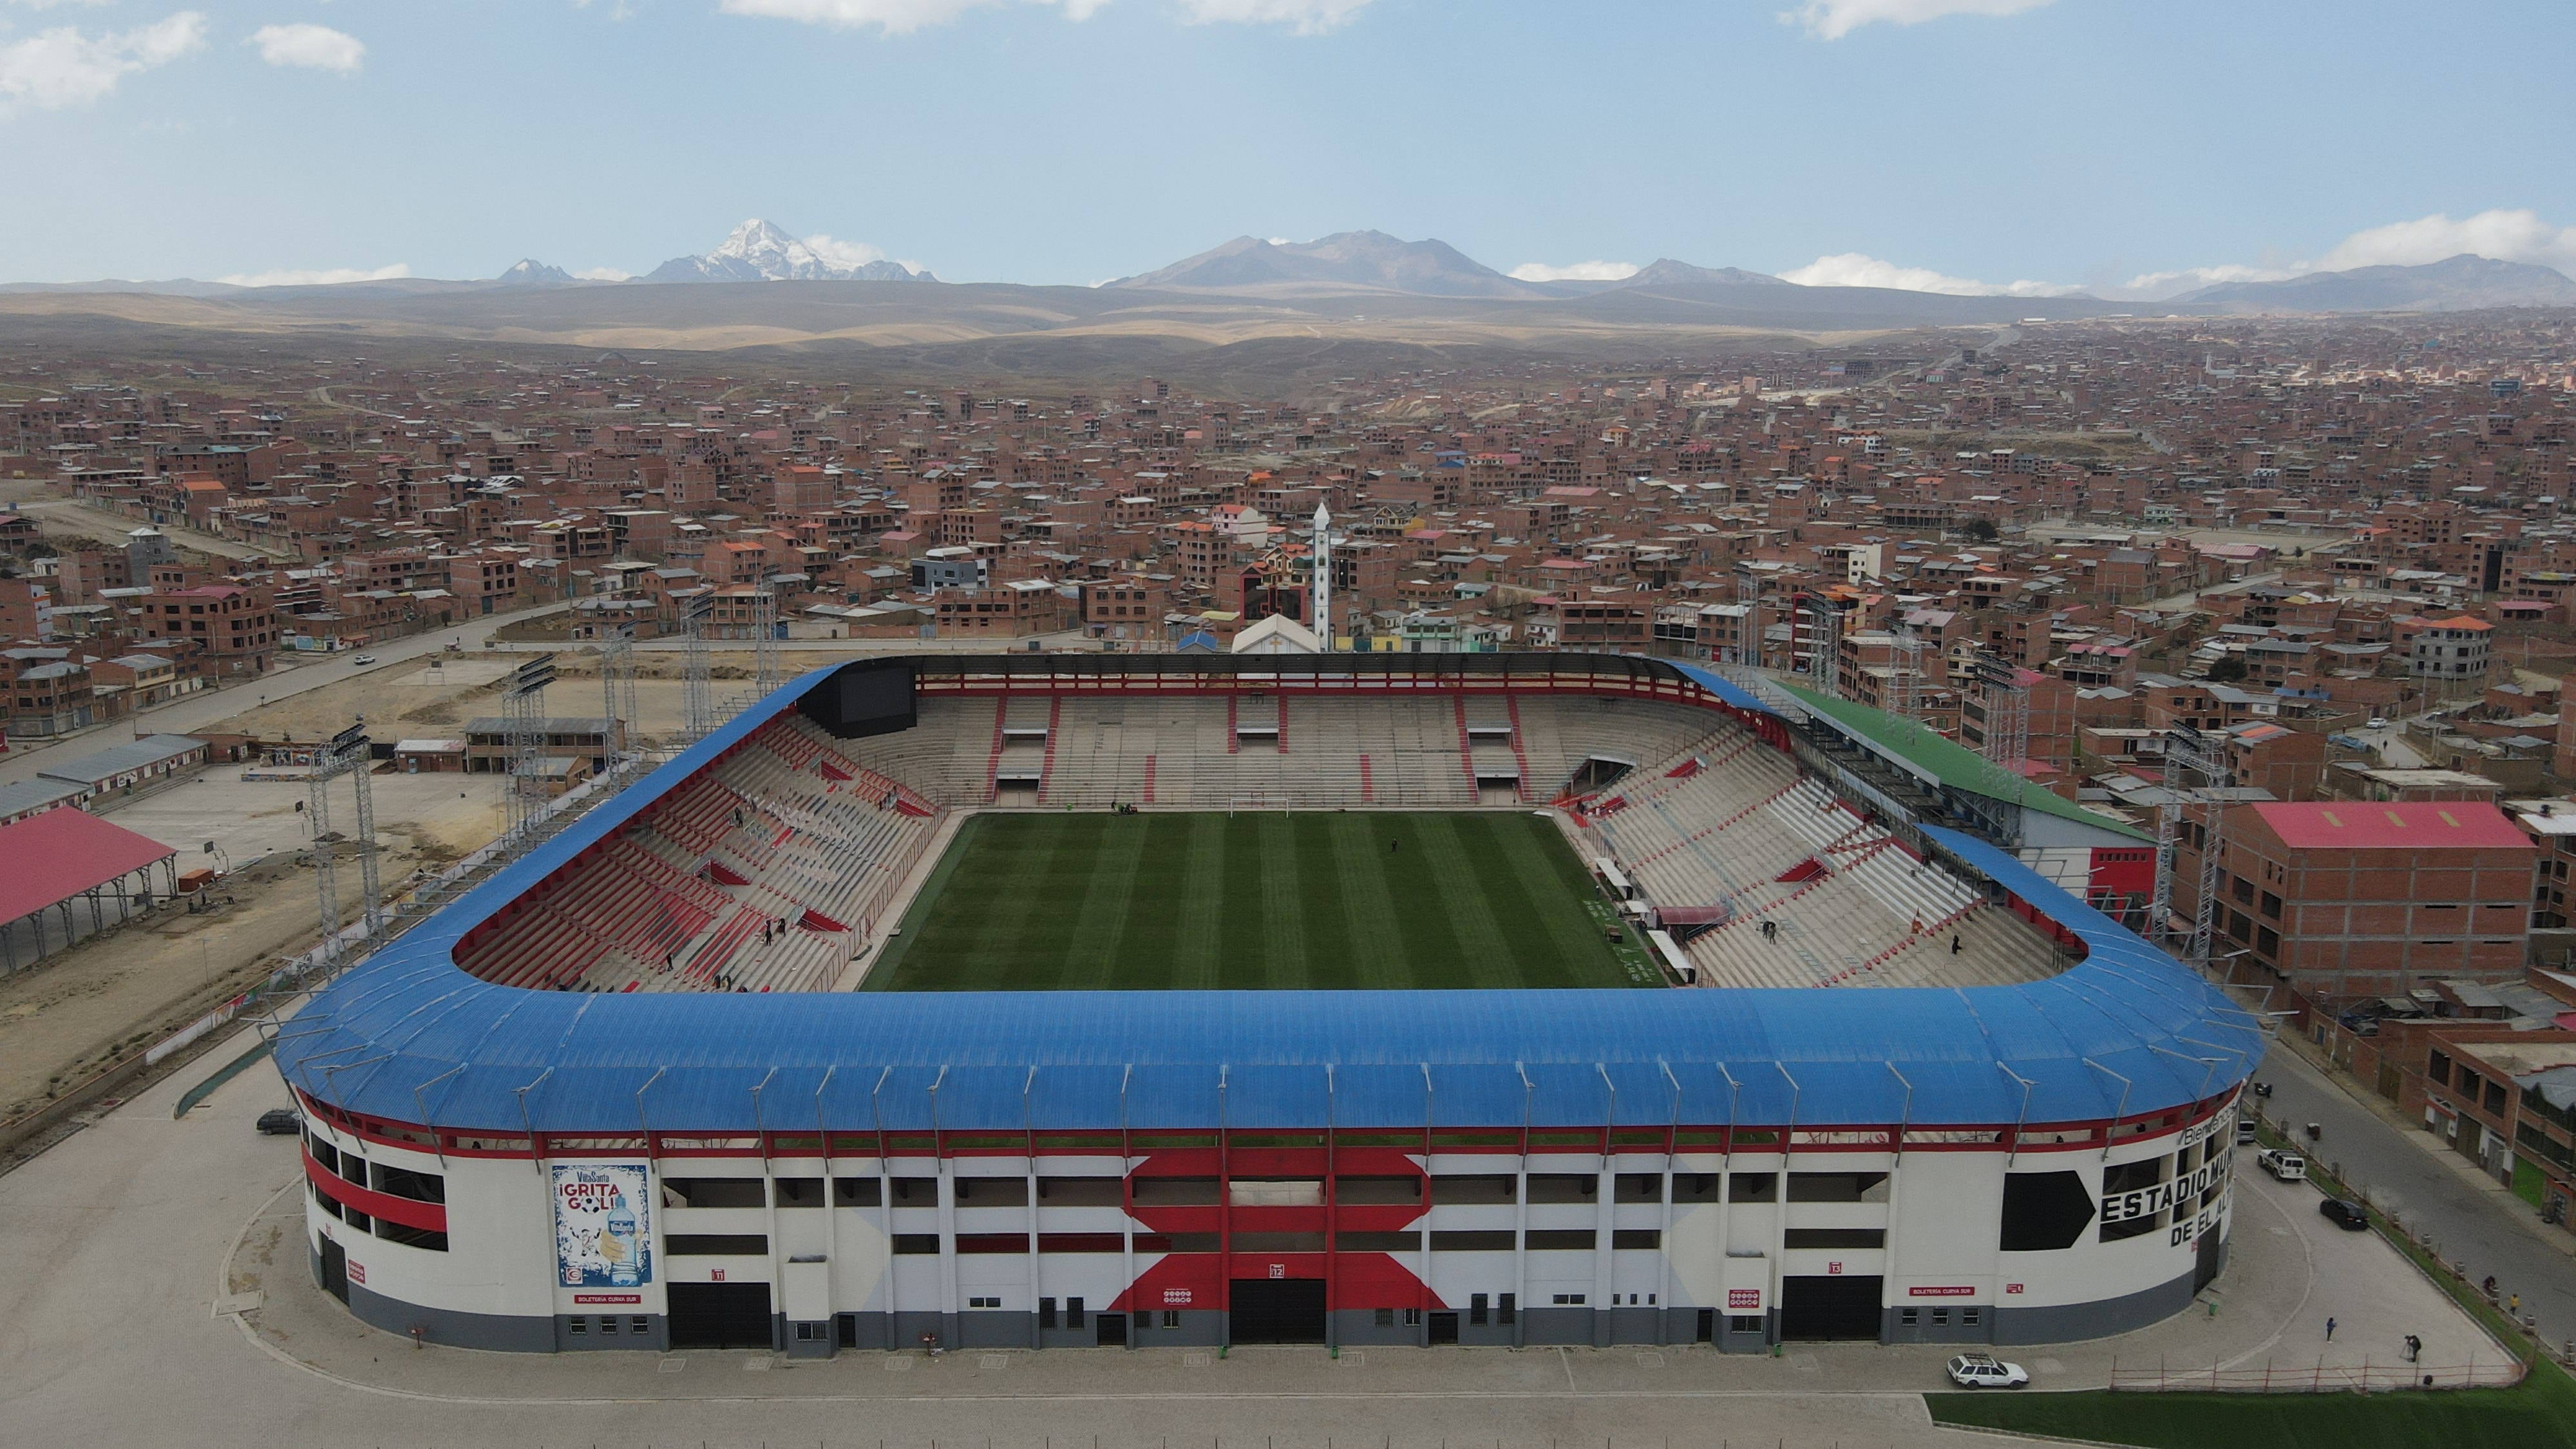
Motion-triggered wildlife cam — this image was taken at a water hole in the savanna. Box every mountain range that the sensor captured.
[2170,254,2576,313]
[1107,231,1797,301]
[4,229,2573,396]
[5,222,2570,320]
[638,220,933,285]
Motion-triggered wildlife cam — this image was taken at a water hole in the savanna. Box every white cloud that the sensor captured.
[572,265,634,282]
[1174,0,1371,33]
[1508,260,1640,283]
[1786,0,2056,40]
[2315,209,2576,276]
[248,23,365,73]
[800,232,886,269]
[0,11,205,115]
[715,0,1101,34]
[1781,252,2081,297]
[2108,261,2300,300]
[217,263,411,287]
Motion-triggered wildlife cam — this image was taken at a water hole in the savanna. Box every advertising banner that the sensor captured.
[553,1163,652,1289]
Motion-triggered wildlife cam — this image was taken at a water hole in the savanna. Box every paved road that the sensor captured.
[2256,1035,2576,1351]
[3,491,289,564]
[0,600,567,789]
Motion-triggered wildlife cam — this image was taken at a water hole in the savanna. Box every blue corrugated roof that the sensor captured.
[274,664,2262,1137]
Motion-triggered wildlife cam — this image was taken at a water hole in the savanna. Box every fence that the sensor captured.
[2108,1356,2523,1393]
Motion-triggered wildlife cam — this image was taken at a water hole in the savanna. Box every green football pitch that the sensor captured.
[862,810,1659,991]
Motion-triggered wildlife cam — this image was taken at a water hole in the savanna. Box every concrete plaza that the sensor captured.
[0,1027,2506,1449]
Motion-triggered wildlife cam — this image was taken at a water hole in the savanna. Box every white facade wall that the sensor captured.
[299,1099,2239,1354]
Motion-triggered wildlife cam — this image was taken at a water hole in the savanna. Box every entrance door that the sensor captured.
[2193,1224,2224,1293]
[1095,1311,1128,1347]
[1426,1311,1460,1345]
[1229,1278,1327,1344]
[1779,1276,1883,1341]
[318,1234,348,1303]
[1695,1307,1716,1344]
[667,1282,775,1349]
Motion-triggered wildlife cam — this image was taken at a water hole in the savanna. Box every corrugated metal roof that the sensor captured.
[274,665,2260,1137]
[2253,800,2530,851]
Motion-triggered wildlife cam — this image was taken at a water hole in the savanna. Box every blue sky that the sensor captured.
[3,0,2573,294]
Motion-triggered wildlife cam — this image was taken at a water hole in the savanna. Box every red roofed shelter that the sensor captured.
[0,808,180,972]
[2218,799,2536,1008]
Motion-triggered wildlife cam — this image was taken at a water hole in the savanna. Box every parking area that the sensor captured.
[0,1048,2511,1449]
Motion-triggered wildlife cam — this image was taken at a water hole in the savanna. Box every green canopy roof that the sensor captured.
[1778,681,2150,842]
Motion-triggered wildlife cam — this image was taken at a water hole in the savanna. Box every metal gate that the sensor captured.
[667,1282,775,1349]
[1229,1279,1326,1344]
[319,1235,348,1303]
[1779,1275,1883,1341]
[2193,1223,2224,1293]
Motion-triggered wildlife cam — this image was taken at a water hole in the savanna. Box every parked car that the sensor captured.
[2257,1148,2307,1181]
[2320,1198,2371,1231]
[1947,1353,2031,1389]
[2367,716,2389,729]
[255,1108,301,1136]
[351,654,378,666]
[2235,1119,2259,1146]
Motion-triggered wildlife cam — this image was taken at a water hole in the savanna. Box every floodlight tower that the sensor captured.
[2150,724,2231,969]
[1888,622,1923,724]
[753,582,781,697]
[600,625,638,773]
[682,594,715,741]
[307,720,381,965]
[503,654,556,845]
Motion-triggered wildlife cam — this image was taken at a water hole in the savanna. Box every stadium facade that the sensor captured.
[274,654,2261,1356]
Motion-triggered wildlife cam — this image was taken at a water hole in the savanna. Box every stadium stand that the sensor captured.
[450,667,2058,998]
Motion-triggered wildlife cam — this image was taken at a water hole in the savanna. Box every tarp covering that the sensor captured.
[0,808,175,923]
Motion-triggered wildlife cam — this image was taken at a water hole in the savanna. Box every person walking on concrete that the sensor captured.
[2405,1333,2421,1363]
[2325,1316,2336,1342]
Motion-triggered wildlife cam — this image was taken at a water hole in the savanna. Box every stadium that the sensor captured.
[272,652,2261,1358]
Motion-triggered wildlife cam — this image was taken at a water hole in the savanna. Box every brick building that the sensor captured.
[2212,800,2535,1005]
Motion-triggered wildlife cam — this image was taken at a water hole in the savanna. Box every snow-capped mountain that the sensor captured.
[497,259,574,287]
[643,219,931,283]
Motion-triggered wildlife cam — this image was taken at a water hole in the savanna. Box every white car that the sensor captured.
[2257,1147,2307,1182]
[2367,716,2388,729]
[352,654,378,666]
[1947,1353,2030,1389]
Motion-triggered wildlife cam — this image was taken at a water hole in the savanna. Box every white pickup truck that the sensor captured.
[2257,1147,2307,1182]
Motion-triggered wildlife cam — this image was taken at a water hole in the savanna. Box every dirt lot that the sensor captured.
[0,858,314,1121]
[0,640,786,1132]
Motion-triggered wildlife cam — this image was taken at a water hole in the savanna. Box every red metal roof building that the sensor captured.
[0,807,180,972]
[2218,800,2537,1007]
